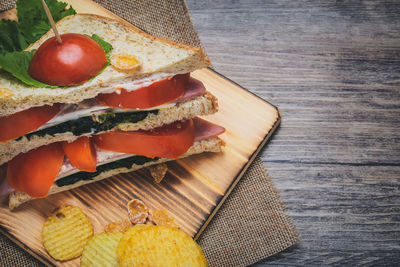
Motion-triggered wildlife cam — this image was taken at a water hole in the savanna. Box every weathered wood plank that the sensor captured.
[186,0,400,265]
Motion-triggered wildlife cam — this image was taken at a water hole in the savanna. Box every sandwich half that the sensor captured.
[0,14,216,165]
[0,14,225,209]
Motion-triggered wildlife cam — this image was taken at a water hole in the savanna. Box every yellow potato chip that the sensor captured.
[150,209,178,228]
[104,219,131,233]
[42,205,93,261]
[81,232,123,267]
[116,224,150,260]
[127,199,149,225]
[118,226,208,267]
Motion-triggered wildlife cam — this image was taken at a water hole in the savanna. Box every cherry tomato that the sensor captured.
[0,104,61,143]
[96,73,189,109]
[93,119,195,159]
[28,33,107,86]
[62,136,97,172]
[7,143,64,198]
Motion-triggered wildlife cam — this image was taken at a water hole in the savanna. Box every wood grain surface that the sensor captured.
[186,0,400,265]
[0,1,280,265]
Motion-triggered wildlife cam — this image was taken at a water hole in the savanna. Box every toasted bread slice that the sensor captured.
[0,13,210,116]
[9,137,224,210]
[0,92,217,165]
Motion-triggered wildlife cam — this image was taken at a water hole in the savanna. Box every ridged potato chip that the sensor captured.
[42,205,93,261]
[81,232,123,267]
[118,226,208,267]
[116,224,150,260]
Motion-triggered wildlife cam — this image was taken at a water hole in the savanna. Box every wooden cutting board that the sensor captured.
[0,1,280,266]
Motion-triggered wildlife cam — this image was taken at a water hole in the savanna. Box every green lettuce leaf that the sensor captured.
[89,34,113,53]
[0,20,29,53]
[0,51,56,88]
[0,0,76,54]
[16,0,76,44]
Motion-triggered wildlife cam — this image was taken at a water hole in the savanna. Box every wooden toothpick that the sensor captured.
[41,0,62,44]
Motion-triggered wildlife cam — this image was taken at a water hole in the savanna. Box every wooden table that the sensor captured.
[186,0,400,265]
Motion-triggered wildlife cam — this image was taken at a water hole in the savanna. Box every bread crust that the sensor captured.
[8,137,224,210]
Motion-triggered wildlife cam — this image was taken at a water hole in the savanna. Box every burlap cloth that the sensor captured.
[0,1,299,266]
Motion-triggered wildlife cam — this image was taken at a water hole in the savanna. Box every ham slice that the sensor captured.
[0,117,224,196]
[175,77,206,103]
[193,117,225,141]
[0,172,13,197]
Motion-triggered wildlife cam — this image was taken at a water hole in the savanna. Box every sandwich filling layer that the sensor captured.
[39,76,206,130]
[8,137,224,210]
[20,110,158,141]
[0,117,224,197]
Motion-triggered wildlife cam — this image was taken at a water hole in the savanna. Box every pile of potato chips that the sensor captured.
[41,200,208,266]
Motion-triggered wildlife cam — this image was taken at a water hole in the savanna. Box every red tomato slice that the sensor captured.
[96,73,189,109]
[93,119,195,159]
[62,136,97,172]
[7,143,64,198]
[0,104,61,143]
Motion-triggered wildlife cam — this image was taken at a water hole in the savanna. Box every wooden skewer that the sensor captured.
[41,0,62,44]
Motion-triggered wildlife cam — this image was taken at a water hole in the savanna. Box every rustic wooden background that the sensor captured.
[186,0,400,265]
